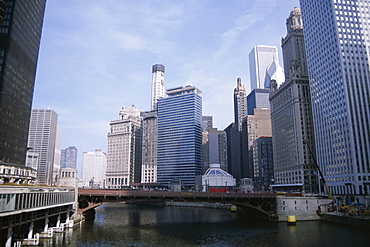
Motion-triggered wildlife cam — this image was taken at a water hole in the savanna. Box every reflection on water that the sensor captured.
[41,202,370,247]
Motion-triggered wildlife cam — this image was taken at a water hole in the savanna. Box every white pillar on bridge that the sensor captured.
[5,227,12,247]
[27,222,34,239]
[43,217,49,233]
[56,215,61,228]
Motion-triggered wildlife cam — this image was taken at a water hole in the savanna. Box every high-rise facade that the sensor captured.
[234,78,247,131]
[157,85,203,188]
[202,116,227,172]
[252,137,274,191]
[244,109,272,182]
[0,0,46,165]
[61,146,78,169]
[300,0,370,195]
[281,7,308,80]
[141,64,165,184]
[151,64,165,110]
[141,110,158,184]
[106,106,142,189]
[246,88,270,115]
[270,7,318,193]
[81,149,107,188]
[27,109,58,185]
[249,45,283,90]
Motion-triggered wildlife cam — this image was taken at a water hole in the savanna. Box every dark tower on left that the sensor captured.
[0,0,47,165]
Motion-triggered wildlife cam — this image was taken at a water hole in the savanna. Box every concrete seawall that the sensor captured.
[322,213,370,228]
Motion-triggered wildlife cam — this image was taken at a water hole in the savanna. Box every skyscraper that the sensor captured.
[202,116,227,172]
[252,137,274,191]
[157,85,203,188]
[281,7,308,80]
[81,149,107,188]
[270,7,318,193]
[141,64,165,184]
[61,146,78,169]
[249,45,284,90]
[0,0,46,165]
[234,78,247,131]
[151,64,165,110]
[244,108,272,182]
[300,0,370,195]
[225,78,247,180]
[27,109,58,185]
[246,88,270,115]
[106,106,142,189]
[141,110,158,184]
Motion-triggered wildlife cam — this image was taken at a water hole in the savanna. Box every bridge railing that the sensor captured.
[0,186,76,216]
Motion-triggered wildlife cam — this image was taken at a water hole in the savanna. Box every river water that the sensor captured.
[41,203,370,247]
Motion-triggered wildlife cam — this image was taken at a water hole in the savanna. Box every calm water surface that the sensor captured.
[42,203,370,247]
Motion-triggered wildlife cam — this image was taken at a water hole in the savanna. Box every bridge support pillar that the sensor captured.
[43,217,49,233]
[56,215,61,228]
[5,227,12,247]
[28,222,34,239]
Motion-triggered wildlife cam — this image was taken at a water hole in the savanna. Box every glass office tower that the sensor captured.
[157,85,203,188]
[300,0,370,195]
[0,0,46,165]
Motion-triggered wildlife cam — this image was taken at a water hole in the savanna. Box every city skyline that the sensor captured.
[32,0,300,169]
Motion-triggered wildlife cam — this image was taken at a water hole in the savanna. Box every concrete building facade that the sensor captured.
[81,149,106,188]
[151,64,165,110]
[106,106,142,189]
[269,7,318,194]
[141,110,158,183]
[27,109,58,185]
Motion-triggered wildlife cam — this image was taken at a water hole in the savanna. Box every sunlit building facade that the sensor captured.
[249,45,283,90]
[82,149,107,188]
[106,106,142,189]
[151,64,165,110]
[300,0,370,195]
[27,109,58,185]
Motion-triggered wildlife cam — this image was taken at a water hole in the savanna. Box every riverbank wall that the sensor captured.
[322,213,370,228]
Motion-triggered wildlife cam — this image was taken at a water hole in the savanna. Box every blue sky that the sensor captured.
[33,0,300,168]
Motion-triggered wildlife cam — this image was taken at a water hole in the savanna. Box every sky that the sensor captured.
[32,0,300,170]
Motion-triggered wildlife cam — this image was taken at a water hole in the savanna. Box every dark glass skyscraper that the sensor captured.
[0,0,46,165]
[157,85,202,188]
[246,88,270,115]
[300,0,370,195]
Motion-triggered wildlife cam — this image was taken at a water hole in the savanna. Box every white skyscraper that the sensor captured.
[81,149,107,188]
[27,109,58,185]
[249,45,284,90]
[151,64,165,110]
[106,106,142,189]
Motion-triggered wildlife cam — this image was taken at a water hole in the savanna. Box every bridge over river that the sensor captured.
[78,189,332,221]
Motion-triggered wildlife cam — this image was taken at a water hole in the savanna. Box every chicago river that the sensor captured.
[40,203,370,247]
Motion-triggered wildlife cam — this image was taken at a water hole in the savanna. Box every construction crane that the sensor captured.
[303,139,333,199]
